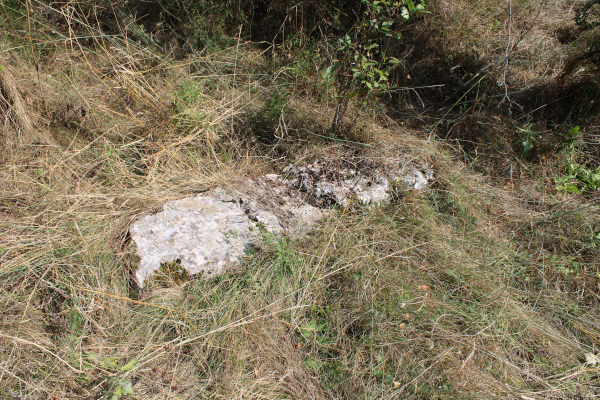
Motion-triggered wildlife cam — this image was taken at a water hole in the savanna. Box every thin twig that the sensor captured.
[24,0,40,82]
[0,0,14,31]
[499,0,522,111]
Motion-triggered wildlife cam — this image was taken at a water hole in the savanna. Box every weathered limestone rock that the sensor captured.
[280,160,433,205]
[130,182,325,286]
[130,195,261,286]
[129,159,433,286]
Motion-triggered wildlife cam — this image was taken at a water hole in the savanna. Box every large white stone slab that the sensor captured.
[130,195,261,286]
[129,159,433,286]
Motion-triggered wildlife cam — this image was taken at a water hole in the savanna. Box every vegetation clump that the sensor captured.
[149,259,191,287]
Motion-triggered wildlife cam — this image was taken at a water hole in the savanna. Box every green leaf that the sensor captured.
[401,6,410,19]
[406,0,416,12]
[522,139,533,156]
[0,65,5,74]
[120,381,134,395]
[516,124,535,133]
[556,175,580,194]
[324,61,341,78]
[324,66,334,77]
[564,184,580,194]
[567,125,580,137]
[100,358,119,370]
[120,359,138,372]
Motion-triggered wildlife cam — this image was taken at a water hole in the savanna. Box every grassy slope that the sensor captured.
[1,1,599,399]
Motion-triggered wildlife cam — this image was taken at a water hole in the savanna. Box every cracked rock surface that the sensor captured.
[130,195,261,286]
[130,159,433,286]
[280,160,433,205]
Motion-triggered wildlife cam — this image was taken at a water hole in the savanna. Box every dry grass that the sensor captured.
[0,2,599,399]
[433,0,582,88]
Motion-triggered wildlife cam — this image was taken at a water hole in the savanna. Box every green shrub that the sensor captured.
[325,0,427,132]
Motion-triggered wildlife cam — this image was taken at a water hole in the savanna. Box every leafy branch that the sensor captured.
[325,0,426,133]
